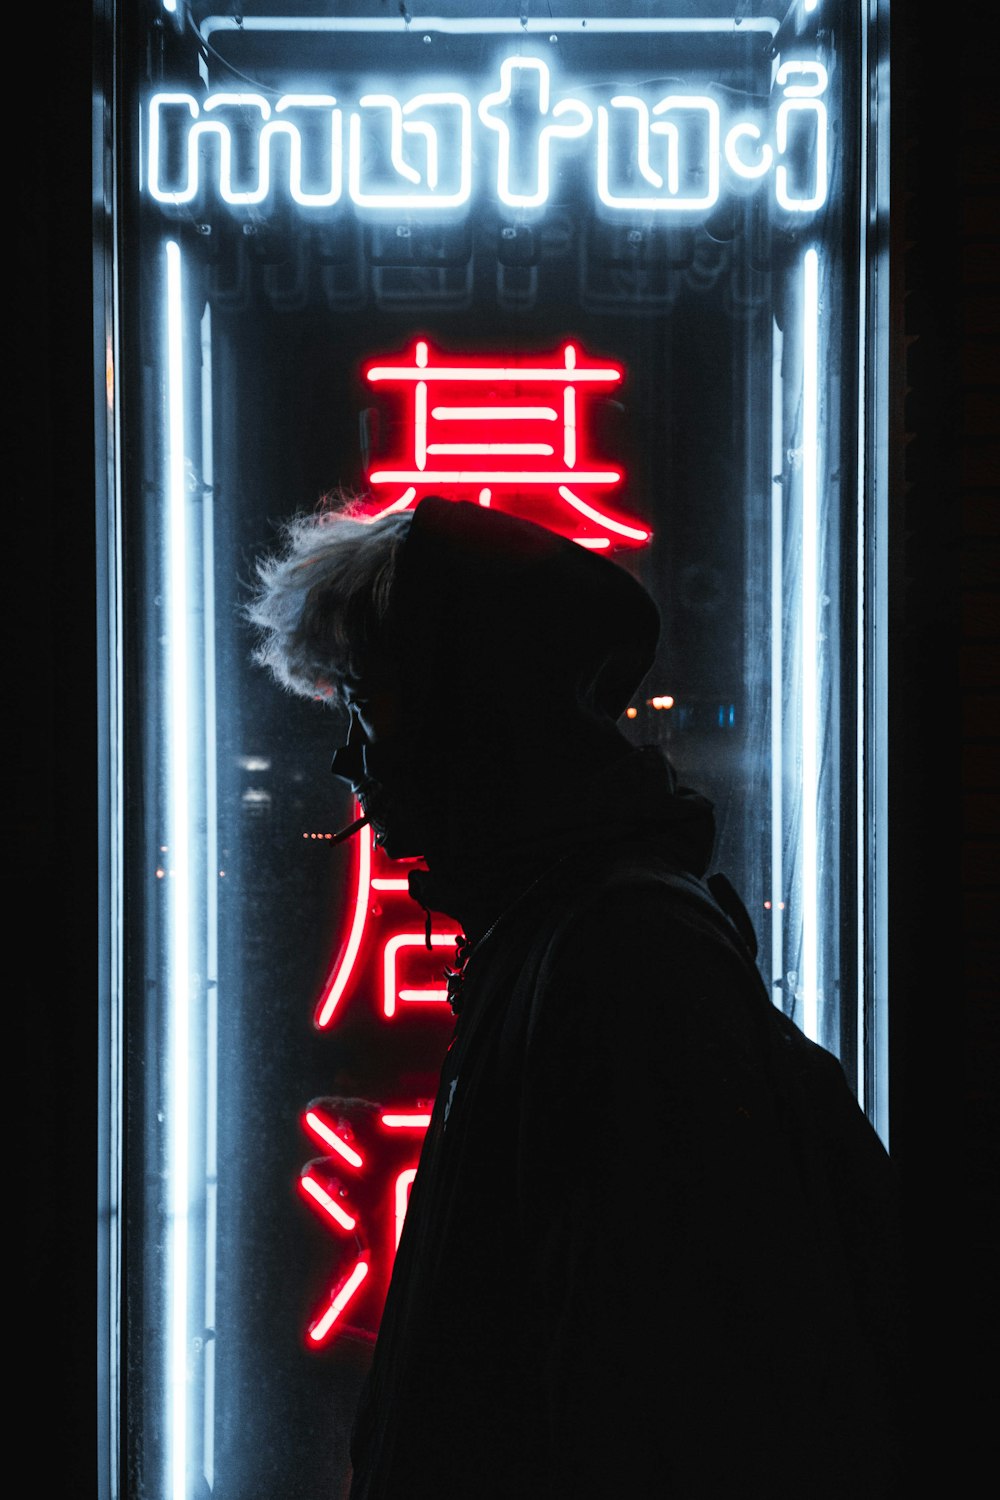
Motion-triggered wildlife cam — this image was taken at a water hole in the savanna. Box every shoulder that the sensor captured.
[519,845,770,1076]
[534,844,760,996]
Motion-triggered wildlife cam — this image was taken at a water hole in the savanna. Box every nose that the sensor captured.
[331,718,366,784]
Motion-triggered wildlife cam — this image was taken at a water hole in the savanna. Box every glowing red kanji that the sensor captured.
[301,822,452,1348]
[298,1114,370,1345]
[362,339,651,550]
[314,816,460,1029]
[299,1103,431,1346]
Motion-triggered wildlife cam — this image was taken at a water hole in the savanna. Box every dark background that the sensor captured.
[13,3,996,1490]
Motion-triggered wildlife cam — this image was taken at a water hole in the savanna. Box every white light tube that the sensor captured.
[164,239,192,1500]
[199,301,218,1492]
[801,248,820,1040]
[770,320,784,1004]
[202,18,782,41]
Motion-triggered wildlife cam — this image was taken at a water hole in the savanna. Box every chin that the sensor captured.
[375,821,428,861]
[365,785,438,861]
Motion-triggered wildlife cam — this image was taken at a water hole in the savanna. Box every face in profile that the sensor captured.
[329,666,433,859]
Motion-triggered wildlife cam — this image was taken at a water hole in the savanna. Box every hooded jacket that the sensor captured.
[348,499,904,1499]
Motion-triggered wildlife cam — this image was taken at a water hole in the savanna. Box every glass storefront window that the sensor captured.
[97,4,891,1495]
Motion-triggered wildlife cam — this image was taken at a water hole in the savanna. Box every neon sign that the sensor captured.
[147,57,828,218]
[299,824,459,1344]
[361,338,649,549]
[297,308,648,1337]
[297,325,647,1341]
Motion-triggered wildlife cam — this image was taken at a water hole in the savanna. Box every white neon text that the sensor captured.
[478,56,593,208]
[147,56,828,218]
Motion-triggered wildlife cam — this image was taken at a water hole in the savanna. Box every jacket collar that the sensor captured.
[406,744,715,942]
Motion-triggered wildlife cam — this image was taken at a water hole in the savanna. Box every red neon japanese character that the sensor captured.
[299,1101,432,1346]
[314,816,460,1029]
[361,339,651,550]
[302,820,455,1347]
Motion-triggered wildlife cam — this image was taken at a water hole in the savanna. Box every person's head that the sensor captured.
[248,495,660,864]
[246,499,421,852]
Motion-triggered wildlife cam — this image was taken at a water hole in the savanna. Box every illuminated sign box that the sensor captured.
[143,7,841,1360]
[147,23,828,220]
[361,337,648,546]
[114,7,893,1498]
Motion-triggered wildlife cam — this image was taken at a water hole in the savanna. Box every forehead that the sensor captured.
[328,658,403,743]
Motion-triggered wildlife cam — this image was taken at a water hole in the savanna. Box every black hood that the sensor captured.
[375,498,714,926]
[389,496,661,730]
[380,498,658,859]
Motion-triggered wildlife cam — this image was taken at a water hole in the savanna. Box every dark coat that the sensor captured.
[347,499,904,1497]
[348,749,904,1500]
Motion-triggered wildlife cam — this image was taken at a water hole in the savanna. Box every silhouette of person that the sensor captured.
[249,494,904,1499]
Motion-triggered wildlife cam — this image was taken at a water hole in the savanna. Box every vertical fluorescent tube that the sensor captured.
[866,0,892,1145]
[165,238,192,1500]
[801,248,820,1040]
[855,84,870,1102]
[99,254,125,1500]
[770,321,784,1003]
[199,301,218,1491]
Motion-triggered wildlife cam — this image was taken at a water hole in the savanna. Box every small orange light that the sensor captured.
[626,706,638,719]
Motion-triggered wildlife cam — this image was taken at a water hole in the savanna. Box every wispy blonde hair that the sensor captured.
[245,496,413,702]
